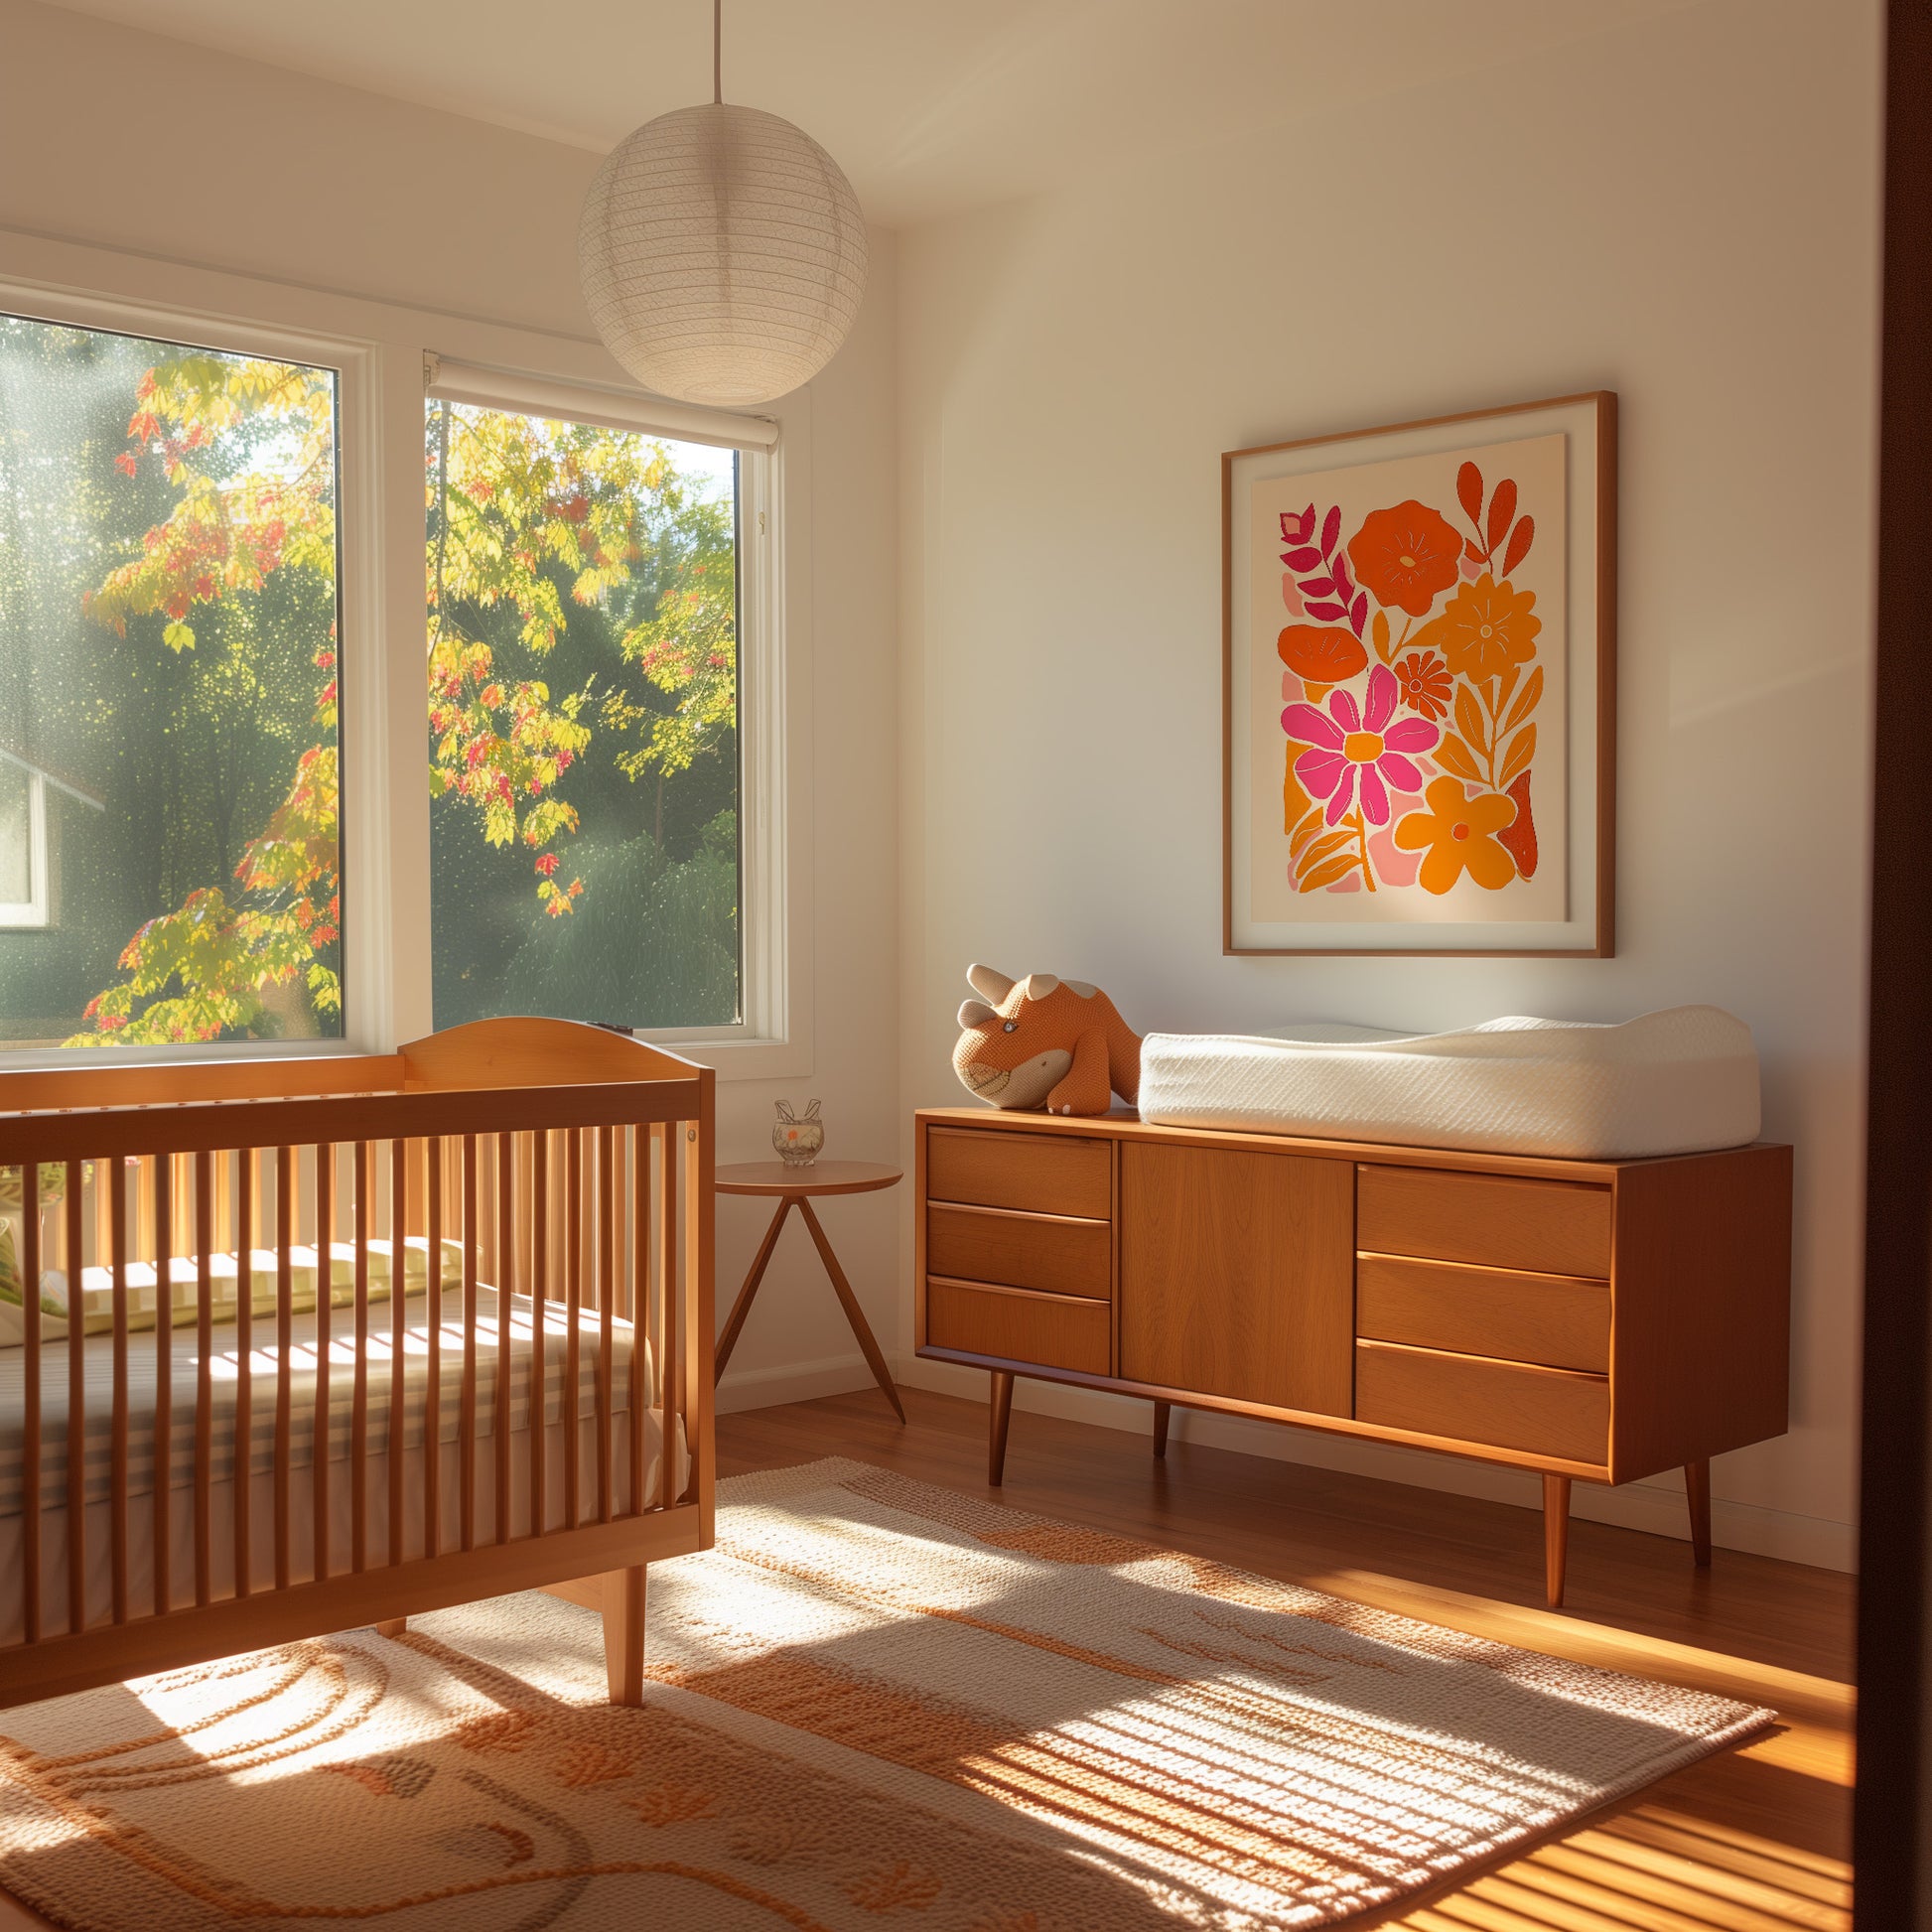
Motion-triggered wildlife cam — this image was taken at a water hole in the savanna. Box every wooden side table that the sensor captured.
[715,1161,904,1421]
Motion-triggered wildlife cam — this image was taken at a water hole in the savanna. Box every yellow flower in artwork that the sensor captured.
[1394,776,1519,895]
[1413,573,1540,685]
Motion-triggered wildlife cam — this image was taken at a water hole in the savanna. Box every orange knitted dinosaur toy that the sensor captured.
[952,964,1142,1117]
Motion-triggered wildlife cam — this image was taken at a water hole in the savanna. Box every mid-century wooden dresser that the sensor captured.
[912,1106,1792,1604]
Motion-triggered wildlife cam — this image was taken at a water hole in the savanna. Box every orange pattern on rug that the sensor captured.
[0,1456,1771,1930]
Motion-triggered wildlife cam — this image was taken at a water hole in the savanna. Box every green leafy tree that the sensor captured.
[61,362,737,1045]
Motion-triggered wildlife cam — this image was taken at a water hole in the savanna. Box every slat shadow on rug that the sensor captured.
[0,1456,1772,1931]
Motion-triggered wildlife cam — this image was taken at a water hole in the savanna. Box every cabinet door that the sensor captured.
[1119,1144,1354,1416]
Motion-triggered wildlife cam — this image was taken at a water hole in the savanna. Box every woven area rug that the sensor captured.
[0,1456,1770,1931]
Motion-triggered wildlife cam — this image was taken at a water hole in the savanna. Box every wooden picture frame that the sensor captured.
[1222,391,1616,957]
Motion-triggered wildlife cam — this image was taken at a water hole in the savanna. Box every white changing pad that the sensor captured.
[1137,1007,1760,1160]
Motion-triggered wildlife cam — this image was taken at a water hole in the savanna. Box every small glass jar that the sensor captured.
[772,1099,824,1167]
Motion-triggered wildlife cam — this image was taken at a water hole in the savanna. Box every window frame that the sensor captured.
[0,243,812,1080]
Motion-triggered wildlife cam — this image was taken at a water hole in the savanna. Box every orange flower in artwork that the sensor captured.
[1346,501,1463,618]
[1391,650,1452,721]
[1393,776,1519,895]
[1415,573,1541,685]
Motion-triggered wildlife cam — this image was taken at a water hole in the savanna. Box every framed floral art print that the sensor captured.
[1223,391,1616,956]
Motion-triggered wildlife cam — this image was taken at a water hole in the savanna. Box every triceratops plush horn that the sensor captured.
[958,999,998,1030]
[967,964,1015,1003]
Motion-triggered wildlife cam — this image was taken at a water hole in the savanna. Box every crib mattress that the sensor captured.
[1136,1006,1761,1160]
[0,1285,652,1518]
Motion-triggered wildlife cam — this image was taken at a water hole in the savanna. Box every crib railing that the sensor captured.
[0,1019,714,1708]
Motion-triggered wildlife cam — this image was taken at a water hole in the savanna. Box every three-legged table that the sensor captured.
[714,1161,904,1421]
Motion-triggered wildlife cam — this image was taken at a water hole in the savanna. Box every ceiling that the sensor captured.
[37,0,1689,227]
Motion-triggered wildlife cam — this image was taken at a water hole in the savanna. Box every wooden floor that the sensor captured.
[721,1386,1856,1932]
[0,1384,1854,1931]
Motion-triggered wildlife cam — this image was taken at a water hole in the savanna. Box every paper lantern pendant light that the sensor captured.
[579,1,869,410]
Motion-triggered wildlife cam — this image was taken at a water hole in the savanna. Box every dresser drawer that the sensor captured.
[1355,1339,1608,1464]
[927,1202,1111,1300]
[926,1279,1111,1375]
[1357,1166,1611,1279]
[1356,1253,1610,1374]
[926,1126,1111,1220]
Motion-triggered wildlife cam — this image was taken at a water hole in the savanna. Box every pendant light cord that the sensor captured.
[714,0,722,102]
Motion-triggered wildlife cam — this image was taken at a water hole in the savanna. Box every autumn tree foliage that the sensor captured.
[64,356,736,1045]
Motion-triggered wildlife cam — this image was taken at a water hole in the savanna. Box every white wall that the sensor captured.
[896,0,1882,1569]
[0,0,906,1405]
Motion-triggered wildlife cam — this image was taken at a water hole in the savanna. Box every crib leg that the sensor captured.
[602,1564,648,1706]
[375,1617,407,1637]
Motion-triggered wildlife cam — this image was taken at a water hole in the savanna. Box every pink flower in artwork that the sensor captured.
[1284,664,1442,827]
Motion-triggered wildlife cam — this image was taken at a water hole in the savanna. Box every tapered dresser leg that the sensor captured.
[375,1617,407,1638]
[602,1564,647,1707]
[988,1370,1015,1486]
[1152,1400,1171,1459]
[1543,1474,1571,1608]
[1685,1459,1714,1568]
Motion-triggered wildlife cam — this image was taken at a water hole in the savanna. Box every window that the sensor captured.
[0,284,790,1068]
[424,397,743,1033]
[0,313,344,1046]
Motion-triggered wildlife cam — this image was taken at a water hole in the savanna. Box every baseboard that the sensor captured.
[714,1352,878,1415]
[899,1357,1857,1574]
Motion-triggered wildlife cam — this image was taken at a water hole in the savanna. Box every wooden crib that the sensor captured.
[0,1018,714,1710]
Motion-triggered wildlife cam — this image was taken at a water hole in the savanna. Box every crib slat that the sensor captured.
[66,1166,85,1634]
[425,1138,443,1561]
[92,1157,109,1276]
[630,1126,648,1517]
[151,1156,173,1617]
[194,1151,213,1608]
[110,1162,130,1624]
[388,1140,407,1569]
[274,1146,294,1591]
[460,1135,478,1553]
[564,1130,583,1533]
[314,1142,333,1584]
[351,1141,371,1574]
[529,1131,548,1541]
[495,1132,514,1545]
[21,1165,41,1644]
[656,1123,677,1508]
[234,1150,253,1599]
[598,1125,615,1525]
